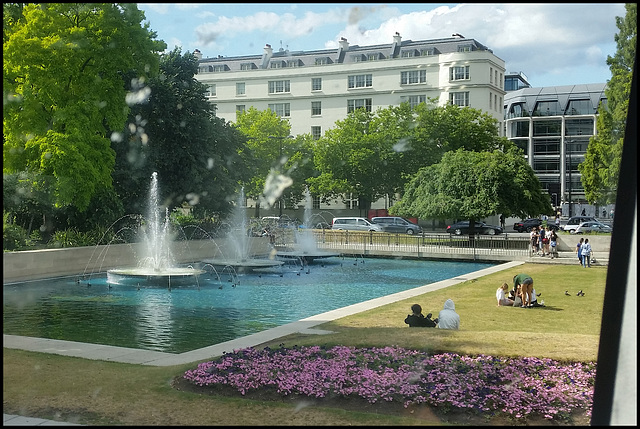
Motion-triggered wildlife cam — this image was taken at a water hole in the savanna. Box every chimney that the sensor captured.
[261,44,273,69]
[391,32,401,58]
[193,49,202,60]
[338,37,349,51]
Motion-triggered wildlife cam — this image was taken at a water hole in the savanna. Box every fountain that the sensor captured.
[200,188,284,273]
[276,187,340,263]
[107,172,205,286]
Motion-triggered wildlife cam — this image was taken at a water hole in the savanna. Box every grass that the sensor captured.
[3,262,606,425]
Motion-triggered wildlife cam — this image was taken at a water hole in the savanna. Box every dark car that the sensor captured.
[446,221,503,236]
[370,216,422,234]
[513,218,559,233]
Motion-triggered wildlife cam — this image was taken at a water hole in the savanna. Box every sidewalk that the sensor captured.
[3,414,83,426]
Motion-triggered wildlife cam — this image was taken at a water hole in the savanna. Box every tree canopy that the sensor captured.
[390,148,552,222]
[580,3,636,205]
[113,47,247,217]
[309,101,510,212]
[3,3,166,212]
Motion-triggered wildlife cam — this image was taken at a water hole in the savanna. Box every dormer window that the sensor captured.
[315,57,332,65]
[240,63,255,70]
[367,53,382,61]
[421,48,436,56]
[401,50,417,58]
[287,59,302,68]
[351,54,365,62]
[457,45,473,52]
[270,61,285,69]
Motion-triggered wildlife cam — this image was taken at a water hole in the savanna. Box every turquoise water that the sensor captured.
[3,257,494,353]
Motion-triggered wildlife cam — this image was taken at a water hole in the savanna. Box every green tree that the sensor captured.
[390,148,552,229]
[113,47,247,218]
[309,102,510,213]
[3,3,165,214]
[233,107,292,217]
[581,3,636,204]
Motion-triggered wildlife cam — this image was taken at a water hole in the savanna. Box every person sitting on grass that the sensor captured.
[404,303,438,327]
[496,282,514,306]
[513,273,534,308]
[437,299,460,330]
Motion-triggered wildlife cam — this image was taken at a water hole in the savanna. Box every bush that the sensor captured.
[3,212,28,251]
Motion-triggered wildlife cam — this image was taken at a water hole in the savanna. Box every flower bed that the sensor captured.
[183,345,595,424]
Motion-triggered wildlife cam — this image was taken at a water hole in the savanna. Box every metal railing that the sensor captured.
[274,230,532,260]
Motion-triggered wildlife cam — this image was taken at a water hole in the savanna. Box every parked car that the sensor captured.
[331,217,383,232]
[513,218,559,233]
[446,221,503,236]
[561,216,598,233]
[370,216,422,234]
[573,221,613,234]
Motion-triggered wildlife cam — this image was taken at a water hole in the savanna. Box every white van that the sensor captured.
[331,217,383,232]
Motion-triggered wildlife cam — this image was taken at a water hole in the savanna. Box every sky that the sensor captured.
[137,3,627,88]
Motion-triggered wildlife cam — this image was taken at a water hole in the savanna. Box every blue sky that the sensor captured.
[137,3,626,88]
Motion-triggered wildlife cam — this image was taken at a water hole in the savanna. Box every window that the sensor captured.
[348,74,373,89]
[533,120,561,136]
[533,138,561,155]
[347,98,372,113]
[287,59,301,68]
[236,105,245,113]
[490,67,493,84]
[401,50,416,58]
[367,53,381,61]
[449,91,469,107]
[311,101,322,116]
[507,102,530,118]
[315,57,331,65]
[236,82,245,96]
[499,73,503,89]
[311,126,322,140]
[449,66,470,81]
[489,92,492,109]
[421,48,436,56]
[533,160,560,174]
[494,94,498,111]
[270,60,285,69]
[268,80,291,94]
[311,78,322,91]
[513,139,528,156]
[509,120,529,138]
[457,45,472,52]
[312,195,320,209]
[267,103,291,117]
[565,100,594,116]
[400,95,426,109]
[532,100,562,116]
[205,84,216,97]
[345,193,358,210]
[400,70,426,84]
[351,54,364,62]
[565,118,595,136]
[212,65,225,72]
[240,63,254,70]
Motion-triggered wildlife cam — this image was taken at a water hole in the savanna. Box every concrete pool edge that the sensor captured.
[3,261,524,366]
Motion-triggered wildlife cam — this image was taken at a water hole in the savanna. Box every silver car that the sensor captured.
[573,221,612,234]
[371,216,422,234]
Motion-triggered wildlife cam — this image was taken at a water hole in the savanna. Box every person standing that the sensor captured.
[500,214,505,229]
[549,229,558,259]
[581,238,592,268]
[513,273,534,308]
[437,299,460,330]
[539,226,549,256]
[555,216,561,230]
[530,227,539,256]
[575,237,584,265]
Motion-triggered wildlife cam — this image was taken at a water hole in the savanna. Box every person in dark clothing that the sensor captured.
[404,303,438,327]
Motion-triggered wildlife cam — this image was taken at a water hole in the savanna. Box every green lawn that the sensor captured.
[3,263,606,425]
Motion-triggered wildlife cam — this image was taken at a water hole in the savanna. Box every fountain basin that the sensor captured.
[107,267,205,286]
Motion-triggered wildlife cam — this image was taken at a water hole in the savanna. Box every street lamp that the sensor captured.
[566,139,572,217]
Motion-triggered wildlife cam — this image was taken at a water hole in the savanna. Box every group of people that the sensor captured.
[575,237,593,268]
[404,300,460,330]
[530,226,558,258]
[496,274,545,308]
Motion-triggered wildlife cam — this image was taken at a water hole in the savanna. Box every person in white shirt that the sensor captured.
[496,282,514,306]
[437,299,460,330]
[581,238,593,267]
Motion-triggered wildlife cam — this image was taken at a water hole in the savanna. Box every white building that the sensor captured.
[194,34,506,219]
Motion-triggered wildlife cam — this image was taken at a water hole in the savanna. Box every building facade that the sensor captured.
[194,34,506,218]
[503,83,609,218]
